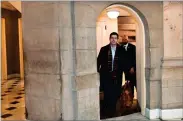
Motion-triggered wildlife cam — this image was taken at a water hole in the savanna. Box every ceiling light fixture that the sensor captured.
[107,10,120,19]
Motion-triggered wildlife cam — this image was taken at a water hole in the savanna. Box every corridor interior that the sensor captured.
[1,1,26,120]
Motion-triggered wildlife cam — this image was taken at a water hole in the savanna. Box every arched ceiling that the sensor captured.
[99,6,131,18]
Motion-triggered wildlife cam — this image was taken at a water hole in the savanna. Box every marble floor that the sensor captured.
[1,78,26,120]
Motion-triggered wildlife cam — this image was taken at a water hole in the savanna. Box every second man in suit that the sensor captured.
[121,35,136,99]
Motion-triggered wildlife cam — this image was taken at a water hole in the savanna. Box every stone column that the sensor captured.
[146,2,163,115]
[161,1,183,120]
[72,2,100,120]
[22,2,61,120]
[58,2,77,120]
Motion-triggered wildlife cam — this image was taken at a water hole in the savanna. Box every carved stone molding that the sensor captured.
[161,57,183,68]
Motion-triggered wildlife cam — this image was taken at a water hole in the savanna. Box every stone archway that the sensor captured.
[96,3,150,119]
[68,2,154,120]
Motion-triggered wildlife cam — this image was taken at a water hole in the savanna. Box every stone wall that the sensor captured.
[161,1,183,111]
[21,1,178,120]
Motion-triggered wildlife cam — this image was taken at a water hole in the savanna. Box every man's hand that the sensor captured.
[129,67,135,74]
[100,92,104,100]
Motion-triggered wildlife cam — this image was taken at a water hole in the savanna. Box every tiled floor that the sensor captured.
[1,78,26,120]
[104,113,150,121]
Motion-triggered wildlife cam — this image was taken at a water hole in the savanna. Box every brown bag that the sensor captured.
[120,81,133,108]
[116,81,133,116]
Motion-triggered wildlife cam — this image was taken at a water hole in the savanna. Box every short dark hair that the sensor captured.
[109,32,119,39]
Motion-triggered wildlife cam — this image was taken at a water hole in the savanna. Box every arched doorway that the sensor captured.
[96,3,150,119]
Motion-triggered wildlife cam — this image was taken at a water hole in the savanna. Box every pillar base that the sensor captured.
[145,108,183,120]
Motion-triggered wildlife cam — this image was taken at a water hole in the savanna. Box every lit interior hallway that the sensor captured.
[1,78,25,120]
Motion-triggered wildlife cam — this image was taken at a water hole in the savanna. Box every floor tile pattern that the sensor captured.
[1,78,26,120]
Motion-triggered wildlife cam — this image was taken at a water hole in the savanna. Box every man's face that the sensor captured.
[109,35,118,45]
[122,35,128,43]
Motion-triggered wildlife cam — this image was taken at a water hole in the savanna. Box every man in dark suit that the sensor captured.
[121,35,136,98]
[97,32,124,118]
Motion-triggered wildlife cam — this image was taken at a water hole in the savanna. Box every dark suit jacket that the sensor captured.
[122,43,136,71]
[97,44,125,98]
[121,43,136,81]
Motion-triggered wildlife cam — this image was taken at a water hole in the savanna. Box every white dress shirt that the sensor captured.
[111,45,116,71]
[124,43,129,51]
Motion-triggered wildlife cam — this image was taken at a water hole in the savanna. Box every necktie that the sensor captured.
[124,44,128,51]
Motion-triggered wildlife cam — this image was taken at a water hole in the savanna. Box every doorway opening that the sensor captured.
[96,4,146,119]
[1,1,26,120]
